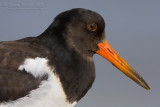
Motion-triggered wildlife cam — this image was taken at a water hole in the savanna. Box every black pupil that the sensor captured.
[90,24,95,29]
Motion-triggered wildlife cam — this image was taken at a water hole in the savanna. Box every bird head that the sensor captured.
[45,8,150,90]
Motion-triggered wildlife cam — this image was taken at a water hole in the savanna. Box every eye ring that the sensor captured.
[87,23,97,31]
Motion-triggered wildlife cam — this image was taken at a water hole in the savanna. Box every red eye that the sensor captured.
[87,23,97,31]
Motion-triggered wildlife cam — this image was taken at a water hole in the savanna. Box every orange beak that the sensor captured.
[96,40,150,90]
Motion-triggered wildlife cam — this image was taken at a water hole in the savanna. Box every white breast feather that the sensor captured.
[0,57,76,107]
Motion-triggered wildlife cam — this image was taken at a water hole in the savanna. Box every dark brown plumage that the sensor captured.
[0,38,49,102]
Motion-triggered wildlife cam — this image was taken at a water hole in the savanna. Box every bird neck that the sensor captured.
[38,32,95,103]
[53,51,95,103]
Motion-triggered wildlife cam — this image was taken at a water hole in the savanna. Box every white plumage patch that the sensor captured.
[0,57,76,107]
[18,57,50,78]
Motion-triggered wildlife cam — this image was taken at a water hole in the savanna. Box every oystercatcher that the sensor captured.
[0,8,150,107]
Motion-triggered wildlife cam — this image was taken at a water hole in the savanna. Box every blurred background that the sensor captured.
[0,0,160,107]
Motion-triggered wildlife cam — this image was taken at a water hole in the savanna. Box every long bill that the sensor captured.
[96,40,150,90]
